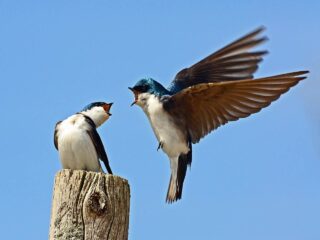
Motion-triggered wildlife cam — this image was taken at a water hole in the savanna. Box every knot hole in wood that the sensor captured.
[87,190,108,216]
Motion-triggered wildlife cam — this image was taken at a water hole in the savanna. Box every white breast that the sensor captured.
[56,115,102,172]
[142,94,189,158]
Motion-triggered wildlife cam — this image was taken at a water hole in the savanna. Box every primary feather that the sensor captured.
[164,71,308,144]
[168,27,268,93]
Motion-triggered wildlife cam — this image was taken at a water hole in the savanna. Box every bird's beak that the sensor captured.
[103,102,113,116]
[128,87,139,106]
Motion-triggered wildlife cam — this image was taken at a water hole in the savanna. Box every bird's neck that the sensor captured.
[151,81,171,97]
[80,111,108,128]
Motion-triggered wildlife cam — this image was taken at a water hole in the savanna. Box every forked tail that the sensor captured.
[166,144,192,203]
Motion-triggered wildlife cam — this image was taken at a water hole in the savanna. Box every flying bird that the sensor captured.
[129,27,308,203]
[54,102,113,174]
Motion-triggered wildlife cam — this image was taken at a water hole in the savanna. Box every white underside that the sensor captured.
[139,93,190,179]
[56,115,102,172]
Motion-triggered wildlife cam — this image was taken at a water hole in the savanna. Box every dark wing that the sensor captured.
[168,27,268,93]
[164,71,308,144]
[54,121,62,150]
[83,116,113,174]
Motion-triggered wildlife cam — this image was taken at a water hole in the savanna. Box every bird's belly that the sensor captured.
[149,111,189,157]
[58,127,101,172]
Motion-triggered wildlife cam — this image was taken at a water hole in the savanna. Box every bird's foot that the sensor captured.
[157,141,164,151]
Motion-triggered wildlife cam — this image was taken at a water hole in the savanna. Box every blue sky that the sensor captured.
[1,1,319,239]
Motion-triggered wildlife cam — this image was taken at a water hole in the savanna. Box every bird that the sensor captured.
[129,27,308,203]
[54,102,113,174]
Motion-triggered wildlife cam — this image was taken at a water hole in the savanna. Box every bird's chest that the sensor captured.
[57,116,89,145]
[148,106,173,141]
[144,96,188,156]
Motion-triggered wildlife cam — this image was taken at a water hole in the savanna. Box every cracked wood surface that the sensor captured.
[49,170,130,240]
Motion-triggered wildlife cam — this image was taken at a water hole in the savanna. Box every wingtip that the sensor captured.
[260,50,269,55]
[300,70,310,75]
[297,71,309,81]
[259,25,267,31]
[251,26,266,35]
[256,70,310,81]
[247,26,267,40]
[290,70,310,77]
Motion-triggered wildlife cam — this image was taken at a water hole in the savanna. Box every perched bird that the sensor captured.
[129,27,308,203]
[54,102,113,174]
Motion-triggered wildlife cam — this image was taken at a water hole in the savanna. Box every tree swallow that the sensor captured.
[129,27,308,203]
[54,102,113,174]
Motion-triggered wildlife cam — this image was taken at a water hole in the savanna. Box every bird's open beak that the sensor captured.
[103,102,113,116]
[128,87,139,106]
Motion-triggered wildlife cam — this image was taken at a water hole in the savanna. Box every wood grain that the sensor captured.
[49,170,130,240]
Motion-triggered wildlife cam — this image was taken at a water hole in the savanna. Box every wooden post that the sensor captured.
[49,170,130,240]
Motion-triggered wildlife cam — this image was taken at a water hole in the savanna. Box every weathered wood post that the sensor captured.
[49,170,130,240]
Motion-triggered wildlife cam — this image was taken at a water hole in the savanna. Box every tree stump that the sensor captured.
[49,170,130,240]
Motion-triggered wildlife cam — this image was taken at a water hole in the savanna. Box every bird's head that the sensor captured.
[81,102,113,127]
[129,78,169,107]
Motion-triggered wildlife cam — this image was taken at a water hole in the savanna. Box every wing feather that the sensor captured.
[83,116,113,174]
[168,27,268,93]
[54,121,62,150]
[164,71,308,143]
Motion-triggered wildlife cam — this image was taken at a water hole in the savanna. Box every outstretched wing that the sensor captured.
[164,71,308,144]
[83,116,113,174]
[168,27,268,93]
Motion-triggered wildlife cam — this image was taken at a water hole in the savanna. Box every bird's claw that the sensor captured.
[157,142,164,151]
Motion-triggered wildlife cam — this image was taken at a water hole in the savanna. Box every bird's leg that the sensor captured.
[157,141,164,151]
